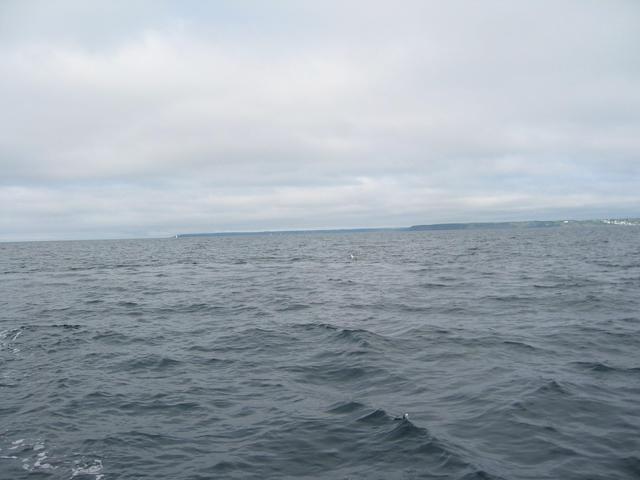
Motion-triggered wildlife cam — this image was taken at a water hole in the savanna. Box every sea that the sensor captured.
[1,226,639,479]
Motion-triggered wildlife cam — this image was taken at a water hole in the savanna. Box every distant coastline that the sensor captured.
[174,227,400,238]
[175,218,639,238]
[409,218,640,231]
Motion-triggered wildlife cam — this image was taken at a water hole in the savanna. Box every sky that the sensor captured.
[1,0,639,241]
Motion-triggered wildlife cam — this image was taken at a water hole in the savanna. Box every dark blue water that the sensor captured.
[1,227,639,479]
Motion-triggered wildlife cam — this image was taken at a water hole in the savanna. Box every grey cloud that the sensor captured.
[1,1,639,240]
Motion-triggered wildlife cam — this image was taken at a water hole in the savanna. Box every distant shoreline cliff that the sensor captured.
[175,218,639,238]
[408,218,639,231]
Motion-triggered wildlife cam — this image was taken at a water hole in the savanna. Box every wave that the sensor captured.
[571,361,640,374]
[290,322,395,349]
[326,400,366,414]
[286,363,391,384]
[115,354,183,372]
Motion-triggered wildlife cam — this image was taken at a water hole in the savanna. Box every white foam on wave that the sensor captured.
[0,328,20,342]
[32,451,53,470]
[72,459,104,479]
[0,328,22,354]
[14,439,58,473]
[2,438,103,478]
[9,439,24,449]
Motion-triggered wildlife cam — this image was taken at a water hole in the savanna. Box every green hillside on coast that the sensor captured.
[408,218,640,231]
[176,218,639,237]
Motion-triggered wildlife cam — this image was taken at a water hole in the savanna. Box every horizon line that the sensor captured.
[2,215,638,243]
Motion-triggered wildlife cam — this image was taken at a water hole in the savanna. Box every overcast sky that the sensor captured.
[1,1,639,240]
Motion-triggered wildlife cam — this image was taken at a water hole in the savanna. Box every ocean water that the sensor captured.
[1,227,639,480]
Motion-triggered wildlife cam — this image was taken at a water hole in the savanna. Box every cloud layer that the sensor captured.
[1,1,639,240]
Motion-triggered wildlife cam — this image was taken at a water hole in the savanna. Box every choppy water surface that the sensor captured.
[1,227,639,479]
